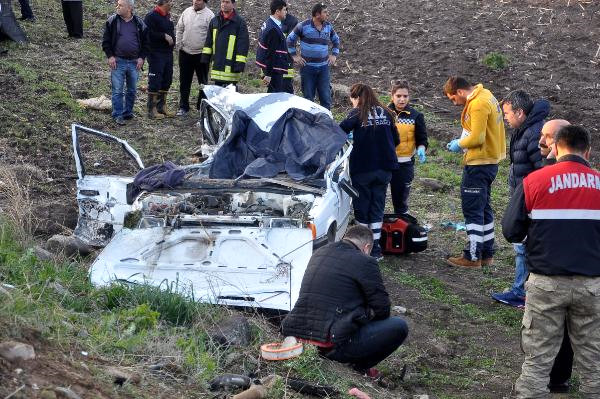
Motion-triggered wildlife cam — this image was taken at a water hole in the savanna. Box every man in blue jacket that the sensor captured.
[255,0,292,93]
[287,3,340,109]
[491,90,549,308]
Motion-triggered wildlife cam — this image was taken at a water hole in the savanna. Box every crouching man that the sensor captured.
[281,225,408,378]
[502,125,600,398]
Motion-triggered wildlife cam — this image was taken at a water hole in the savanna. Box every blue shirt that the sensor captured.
[287,19,340,67]
[269,15,282,29]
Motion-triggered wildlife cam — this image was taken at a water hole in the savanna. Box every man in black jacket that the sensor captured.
[201,0,249,88]
[144,0,176,119]
[491,90,549,309]
[502,125,600,398]
[281,225,408,376]
[255,0,292,93]
[102,0,149,125]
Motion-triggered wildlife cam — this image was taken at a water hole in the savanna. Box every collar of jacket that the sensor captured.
[341,239,361,252]
[465,83,483,105]
[220,9,237,21]
[388,103,412,115]
[513,99,551,136]
[154,6,169,17]
[557,154,590,167]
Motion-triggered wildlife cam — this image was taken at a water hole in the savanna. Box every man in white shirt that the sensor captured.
[175,0,214,115]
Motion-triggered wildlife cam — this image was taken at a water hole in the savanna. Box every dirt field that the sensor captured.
[1,0,599,397]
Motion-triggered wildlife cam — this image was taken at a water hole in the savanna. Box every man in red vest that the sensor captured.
[502,125,600,398]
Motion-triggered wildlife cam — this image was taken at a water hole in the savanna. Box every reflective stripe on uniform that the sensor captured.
[211,28,217,54]
[235,54,247,63]
[202,47,212,55]
[226,34,236,60]
[211,69,241,82]
[530,209,600,220]
[283,68,294,78]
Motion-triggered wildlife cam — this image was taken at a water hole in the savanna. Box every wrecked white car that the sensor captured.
[73,87,356,311]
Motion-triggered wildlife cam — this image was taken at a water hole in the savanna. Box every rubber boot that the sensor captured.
[147,92,165,119]
[157,90,175,117]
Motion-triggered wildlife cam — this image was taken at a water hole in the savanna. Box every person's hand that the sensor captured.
[328,55,337,66]
[136,58,144,71]
[293,54,305,66]
[164,34,174,46]
[262,75,271,86]
[108,56,116,70]
[417,146,426,163]
[446,139,462,153]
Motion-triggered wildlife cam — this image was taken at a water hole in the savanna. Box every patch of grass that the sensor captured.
[98,279,225,326]
[416,365,475,389]
[385,269,522,328]
[0,59,38,83]
[482,52,509,70]
[417,162,462,186]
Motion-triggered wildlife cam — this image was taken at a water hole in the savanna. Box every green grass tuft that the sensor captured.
[482,52,509,70]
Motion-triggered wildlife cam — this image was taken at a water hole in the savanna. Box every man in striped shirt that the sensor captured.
[286,3,340,109]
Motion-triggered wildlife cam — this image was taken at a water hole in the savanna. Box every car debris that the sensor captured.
[72,86,356,311]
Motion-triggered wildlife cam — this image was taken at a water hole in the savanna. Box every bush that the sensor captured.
[482,52,509,70]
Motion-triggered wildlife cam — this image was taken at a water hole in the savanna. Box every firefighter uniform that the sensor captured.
[201,11,249,87]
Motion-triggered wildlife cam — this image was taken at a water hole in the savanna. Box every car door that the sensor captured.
[325,143,354,241]
[71,124,144,247]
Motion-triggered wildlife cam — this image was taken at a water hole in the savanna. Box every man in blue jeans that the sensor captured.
[286,3,340,109]
[281,225,408,380]
[491,90,548,308]
[102,0,149,125]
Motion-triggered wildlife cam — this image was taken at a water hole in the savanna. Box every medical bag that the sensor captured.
[380,214,428,254]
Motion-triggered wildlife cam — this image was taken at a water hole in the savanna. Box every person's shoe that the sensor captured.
[157,90,175,117]
[113,116,126,126]
[371,242,384,262]
[122,113,134,120]
[482,257,494,266]
[548,381,570,393]
[147,92,165,119]
[446,256,481,268]
[491,291,525,309]
[176,108,188,116]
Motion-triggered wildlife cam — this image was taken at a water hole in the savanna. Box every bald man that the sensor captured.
[523,119,575,394]
[539,119,570,165]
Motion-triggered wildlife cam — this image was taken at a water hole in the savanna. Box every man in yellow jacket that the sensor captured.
[443,76,506,268]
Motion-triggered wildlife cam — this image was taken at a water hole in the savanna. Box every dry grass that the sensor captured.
[0,164,46,244]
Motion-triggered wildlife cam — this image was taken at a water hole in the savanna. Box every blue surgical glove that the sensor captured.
[417,146,426,163]
[447,139,462,153]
